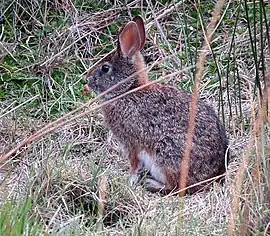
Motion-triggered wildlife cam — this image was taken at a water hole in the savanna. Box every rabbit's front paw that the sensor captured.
[130,174,140,186]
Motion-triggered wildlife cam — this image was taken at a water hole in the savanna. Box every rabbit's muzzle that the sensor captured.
[87,75,101,94]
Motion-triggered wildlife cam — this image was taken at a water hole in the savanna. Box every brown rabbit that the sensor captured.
[87,16,229,194]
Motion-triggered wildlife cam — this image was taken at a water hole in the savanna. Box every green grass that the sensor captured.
[0,199,44,235]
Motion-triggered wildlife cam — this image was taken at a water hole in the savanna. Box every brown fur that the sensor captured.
[129,148,140,174]
[87,16,229,194]
[133,52,149,85]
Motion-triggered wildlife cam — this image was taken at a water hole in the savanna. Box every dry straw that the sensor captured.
[227,41,270,236]
[227,82,269,236]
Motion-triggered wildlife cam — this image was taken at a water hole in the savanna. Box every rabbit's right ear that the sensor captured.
[119,21,141,57]
[133,16,146,51]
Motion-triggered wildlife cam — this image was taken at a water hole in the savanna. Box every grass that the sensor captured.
[0,0,270,235]
[0,198,44,235]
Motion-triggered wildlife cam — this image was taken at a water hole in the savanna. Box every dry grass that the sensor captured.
[0,0,269,235]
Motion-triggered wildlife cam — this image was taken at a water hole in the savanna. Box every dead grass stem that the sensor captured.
[0,61,194,164]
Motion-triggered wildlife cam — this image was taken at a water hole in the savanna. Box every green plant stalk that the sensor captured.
[259,0,266,87]
[225,2,242,124]
[244,0,262,98]
[236,62,244,131]
[197,2,225,125]
[260,0,270,52]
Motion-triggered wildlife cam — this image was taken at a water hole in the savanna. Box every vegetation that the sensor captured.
[0,0,269,235]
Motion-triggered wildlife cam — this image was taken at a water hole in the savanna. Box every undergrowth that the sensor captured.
[0,0,269,235]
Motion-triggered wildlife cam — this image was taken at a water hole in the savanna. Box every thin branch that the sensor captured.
[0,63,194,164]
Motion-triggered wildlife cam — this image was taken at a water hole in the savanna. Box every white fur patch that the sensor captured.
[138,150,166,184]
[130,174,139,186]
[145,178,166,191]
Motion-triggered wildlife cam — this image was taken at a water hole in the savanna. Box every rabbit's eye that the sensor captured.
[101,64,111,74]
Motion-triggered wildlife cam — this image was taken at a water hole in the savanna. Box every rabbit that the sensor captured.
[86,16,229,194]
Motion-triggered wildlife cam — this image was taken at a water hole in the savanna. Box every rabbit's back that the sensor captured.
[103,83,228,191]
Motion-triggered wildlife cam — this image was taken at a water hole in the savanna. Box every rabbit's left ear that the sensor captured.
[118,21,141,57]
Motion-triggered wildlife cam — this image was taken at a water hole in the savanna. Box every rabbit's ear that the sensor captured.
[119,21,141,57]
[133,16,146,50]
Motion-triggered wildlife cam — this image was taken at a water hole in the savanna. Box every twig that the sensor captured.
[0,60,194,164]
[164,173,227,199]
[0,56,153,162]
[146,1,186,29]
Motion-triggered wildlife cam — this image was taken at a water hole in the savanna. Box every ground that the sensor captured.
[0,0,269,235]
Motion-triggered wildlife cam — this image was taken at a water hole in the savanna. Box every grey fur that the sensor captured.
[87,17,229,194]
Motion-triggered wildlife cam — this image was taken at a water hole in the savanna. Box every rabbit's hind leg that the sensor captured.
[139,150,166,184]
[128,148,144,186]
[145,177,176,195]
[145,178,166,193]
[138,150,173,194]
